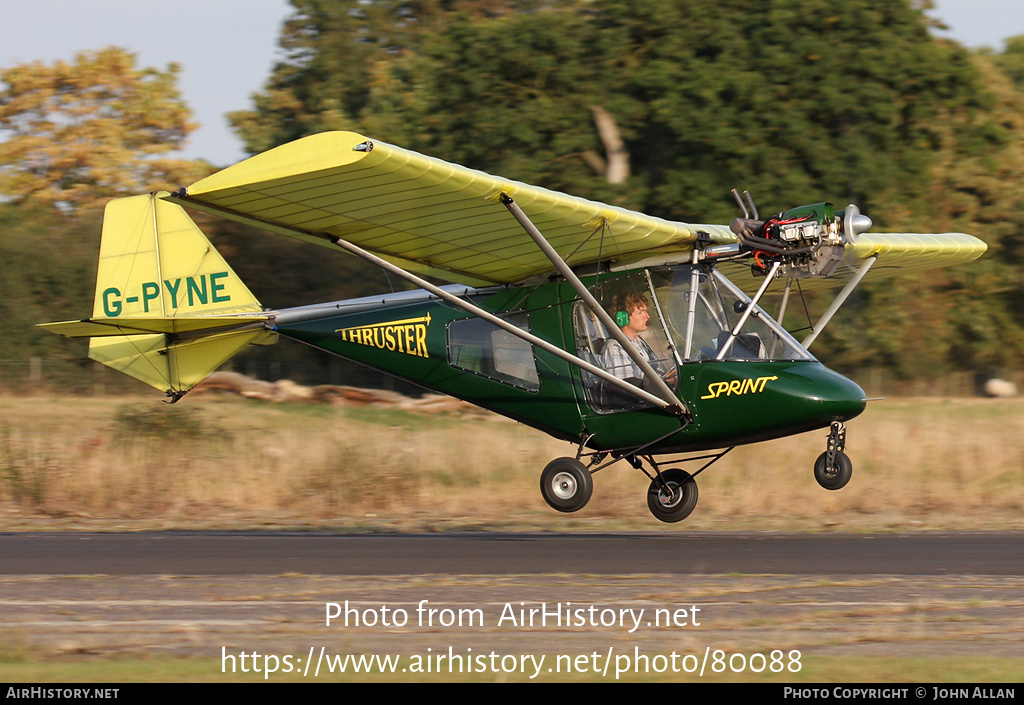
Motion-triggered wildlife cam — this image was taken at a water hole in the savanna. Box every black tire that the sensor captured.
[647,468,699,523]
[540,457,593,513]
[814,451,853,490]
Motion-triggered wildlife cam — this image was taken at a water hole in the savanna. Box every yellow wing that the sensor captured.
[171,131,985,286]
[847,231,988,276]
[173,131,734,286]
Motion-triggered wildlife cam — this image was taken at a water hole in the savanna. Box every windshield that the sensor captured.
[649,266,814,362]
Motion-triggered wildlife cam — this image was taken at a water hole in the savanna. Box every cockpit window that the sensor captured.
[649,266,814,362]
[448,312,541,391]
[572,272,678,413]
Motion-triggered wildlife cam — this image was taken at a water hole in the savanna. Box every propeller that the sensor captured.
[841,204,872,244]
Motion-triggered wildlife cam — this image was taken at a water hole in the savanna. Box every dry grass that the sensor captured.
[0,394,1022,531]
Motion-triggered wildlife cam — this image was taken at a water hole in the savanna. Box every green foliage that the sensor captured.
[0,204,97,364]
[229,0,577,154]
[818,50,1024,378]
[233,0,982,222]
[201,215,393,309]
[987,34,1024,88]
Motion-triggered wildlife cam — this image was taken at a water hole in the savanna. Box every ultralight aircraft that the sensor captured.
[41,132,987,522]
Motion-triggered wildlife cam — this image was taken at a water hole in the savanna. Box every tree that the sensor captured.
[229,0,585,154]
[987,34,1024,89]
[918,52,1024,372]
[0,47,210,213]
[234,1,981,219]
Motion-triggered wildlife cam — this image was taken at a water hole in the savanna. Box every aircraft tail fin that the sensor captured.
[40,194,274,398]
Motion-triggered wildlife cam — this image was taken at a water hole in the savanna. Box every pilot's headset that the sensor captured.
[613,291,649,327]
[612,294,631,327]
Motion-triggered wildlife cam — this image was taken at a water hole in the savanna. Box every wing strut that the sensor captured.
[319,232,681,413]
[801,254,878,349]
[499,194,688,417]
[715,260,782,360]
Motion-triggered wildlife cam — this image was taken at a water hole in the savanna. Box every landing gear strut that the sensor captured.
[539,442,730,523]
[814,421,853,490]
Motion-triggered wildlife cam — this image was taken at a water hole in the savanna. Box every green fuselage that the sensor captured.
[273,270,865,456]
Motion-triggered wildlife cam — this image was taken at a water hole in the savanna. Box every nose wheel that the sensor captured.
[814,421,853,490]
[540,457,593,512]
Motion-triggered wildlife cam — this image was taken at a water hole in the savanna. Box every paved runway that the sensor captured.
[3,532,1023,668]
[1,532,1020,575]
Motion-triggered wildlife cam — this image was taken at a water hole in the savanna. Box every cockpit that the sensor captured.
[574,264,814,411]
[650,266,813,363]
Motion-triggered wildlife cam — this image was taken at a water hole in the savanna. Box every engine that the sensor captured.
[729,191,871,278]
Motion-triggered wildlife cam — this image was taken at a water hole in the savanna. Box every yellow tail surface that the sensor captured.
[40,194,273,397]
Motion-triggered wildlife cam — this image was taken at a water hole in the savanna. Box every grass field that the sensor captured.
[1,393,1022,531]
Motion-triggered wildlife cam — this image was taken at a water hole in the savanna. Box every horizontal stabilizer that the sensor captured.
[40,315,268,338]
[87,328,276,394]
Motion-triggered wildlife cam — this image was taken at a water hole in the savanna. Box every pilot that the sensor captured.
[602,292,677,387]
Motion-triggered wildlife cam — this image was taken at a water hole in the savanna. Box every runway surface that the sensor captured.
[3,532,1023,669]
[1,531,1020,575]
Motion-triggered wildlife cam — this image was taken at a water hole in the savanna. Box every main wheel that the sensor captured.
[647,468,699,523]
[540,457,593,513]
[814,451,853,490]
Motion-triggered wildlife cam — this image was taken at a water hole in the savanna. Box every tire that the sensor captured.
[540,457,593,513]
[647,468,699,523]
[814,451,853,490]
